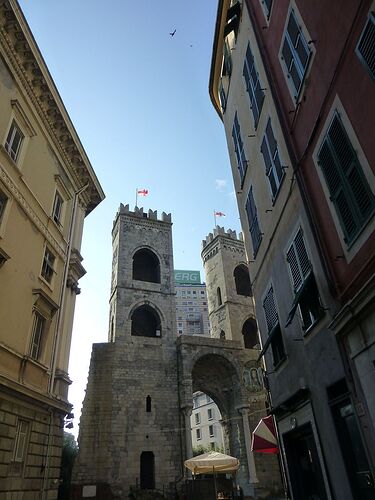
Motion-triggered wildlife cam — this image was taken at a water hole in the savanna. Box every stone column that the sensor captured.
[182,405,193,460]
[238,406,258,484]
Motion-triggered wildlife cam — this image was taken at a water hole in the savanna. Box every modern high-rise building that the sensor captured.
[174,270,210,336]
[0,1,104,498]
[209,0,375,498]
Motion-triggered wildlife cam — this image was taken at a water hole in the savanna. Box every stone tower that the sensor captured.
[201,226,257,348]
[73,204,183,497]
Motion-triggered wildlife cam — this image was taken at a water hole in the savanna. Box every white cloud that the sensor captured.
[215,179,227,191]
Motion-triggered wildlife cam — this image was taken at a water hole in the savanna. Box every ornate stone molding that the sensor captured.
[0,163,66,258]
[0,1,104,214]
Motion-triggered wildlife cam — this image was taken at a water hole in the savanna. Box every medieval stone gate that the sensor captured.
[72,205,281,499]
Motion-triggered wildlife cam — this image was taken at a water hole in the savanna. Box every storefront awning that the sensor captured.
[251,415,279,454]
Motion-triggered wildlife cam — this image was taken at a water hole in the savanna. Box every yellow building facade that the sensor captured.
[0,1,104,497]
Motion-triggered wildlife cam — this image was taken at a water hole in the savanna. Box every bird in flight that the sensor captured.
[170,29,176,36]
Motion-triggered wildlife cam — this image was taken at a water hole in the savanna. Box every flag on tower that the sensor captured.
[137,189,149,196]
[214,211,225,217]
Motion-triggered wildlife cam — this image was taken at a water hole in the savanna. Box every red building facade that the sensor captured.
[245,0,375,492]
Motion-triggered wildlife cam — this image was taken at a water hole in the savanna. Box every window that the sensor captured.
[234,264,252,296]
[0,190,7,223]
[5,120,24,161]
[208,408,214,420]
[131,305,161,338]
[260,0,273,20]
[242,318,259,349]
[243,43,264,128]
[261,287,286,366]
[52,191,63,225]
[206,395,212,403]
[13,420,29,463]
[217,287,222,306]
[195,413,201,425]
[232,112,248,183]
[41,248,55,283]
[261,118,285,199]
[146,395,151,413]
[196,428,201,440]
[317,113,375,245]
[209,425,214,437]
[245,187,262,256]
[220,330,226,339]
[356,12,375,82]
[30,311,45,360]
[132,248,160,283]
[285,229,323,331]
[224,1,241,39]
[280,10,311,99]
[223,39,232,77]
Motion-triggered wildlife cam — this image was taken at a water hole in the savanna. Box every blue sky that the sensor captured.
[19,0,241,435]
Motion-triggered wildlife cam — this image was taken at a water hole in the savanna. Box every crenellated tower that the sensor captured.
[201,226,258,348]
[73,204,182,496]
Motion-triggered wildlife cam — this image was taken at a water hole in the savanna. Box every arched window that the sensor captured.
[220,330,226,339]
[131,305,161,338]
[132,249,160,283]
[234,264,252,296]
[242,318,259,349]
[217,287,222,307]
[146,395,151,413]
[140,451,155,489]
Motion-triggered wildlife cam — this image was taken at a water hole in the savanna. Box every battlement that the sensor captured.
[114,204,172,225]
[201,226,243,249]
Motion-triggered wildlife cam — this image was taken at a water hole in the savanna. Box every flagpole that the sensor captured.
[214,210,217,228]
[135,188,138,208]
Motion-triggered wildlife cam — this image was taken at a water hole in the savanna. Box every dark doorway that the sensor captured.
[242,318,258,349]
[133,249,160,283]
[234,264,252,296]
[131,305,161,338]
[329,381,375,499]
[283,423,328,500]
[140,451,155,490]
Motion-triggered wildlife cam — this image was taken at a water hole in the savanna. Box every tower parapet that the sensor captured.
[113,203,172,227]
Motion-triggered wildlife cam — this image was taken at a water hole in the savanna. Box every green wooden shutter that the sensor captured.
[318,114,374,243]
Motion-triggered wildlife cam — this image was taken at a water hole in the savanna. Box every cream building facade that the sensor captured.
[190,391,225,452]
[0,1,104,497]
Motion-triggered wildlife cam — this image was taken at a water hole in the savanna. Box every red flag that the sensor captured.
[214,211,225,216]
[137,189,149,196]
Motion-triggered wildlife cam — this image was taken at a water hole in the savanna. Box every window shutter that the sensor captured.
[286,245,302,290]
[294,229,310,278]
[319,114,374,242]
[357,13,375,81]
[287,229,311,291]
[246,188,262,255]
[261,136,272,174]
[263,287,278,331]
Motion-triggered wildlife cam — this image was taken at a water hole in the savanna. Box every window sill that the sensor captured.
[38,275,54,292]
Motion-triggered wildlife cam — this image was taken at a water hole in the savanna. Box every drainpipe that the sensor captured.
[48,183,89,395]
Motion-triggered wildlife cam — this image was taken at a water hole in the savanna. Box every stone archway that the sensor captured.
[177,336,265,496]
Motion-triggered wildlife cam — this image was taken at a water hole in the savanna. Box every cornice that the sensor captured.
[0,1,105,215]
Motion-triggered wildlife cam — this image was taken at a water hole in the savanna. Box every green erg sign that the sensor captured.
[174,270,201,285]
